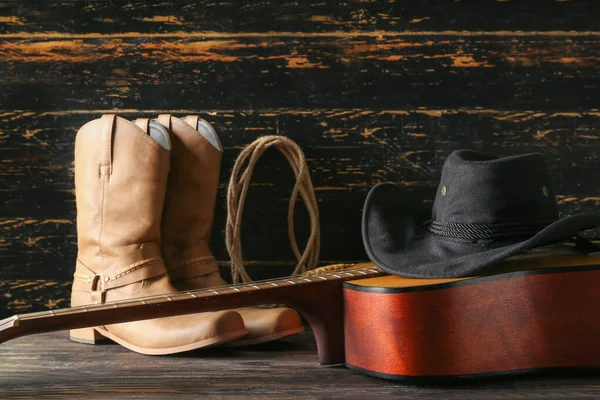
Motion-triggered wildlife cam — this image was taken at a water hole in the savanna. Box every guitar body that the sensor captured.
[343,263,600,381]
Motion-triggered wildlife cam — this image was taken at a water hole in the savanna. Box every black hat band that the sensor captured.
[428,219,556,241]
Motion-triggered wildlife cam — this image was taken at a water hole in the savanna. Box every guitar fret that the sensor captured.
[186,292,197,298]
[269,282,279,287]
[230,287,241,292]
[286,280,297,285]
[251,285,261,289]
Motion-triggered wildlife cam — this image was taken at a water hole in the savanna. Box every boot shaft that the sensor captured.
[158,115,222,273]
[75,115,171,274]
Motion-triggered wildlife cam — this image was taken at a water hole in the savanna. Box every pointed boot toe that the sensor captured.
[225,306,305,347]
[94,307,247,355]
[212,309,247,339]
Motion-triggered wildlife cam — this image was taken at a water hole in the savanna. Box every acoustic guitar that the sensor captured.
[1,247,600,381]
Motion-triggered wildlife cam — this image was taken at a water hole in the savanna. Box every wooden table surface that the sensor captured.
[1,330,600,399]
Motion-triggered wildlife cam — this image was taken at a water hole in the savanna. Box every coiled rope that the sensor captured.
[226,135,320,284]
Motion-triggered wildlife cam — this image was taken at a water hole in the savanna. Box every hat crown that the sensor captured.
[432,150,558,225]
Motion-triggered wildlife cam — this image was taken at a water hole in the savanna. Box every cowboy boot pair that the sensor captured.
[69,115,247,354]
[69,114,302,354]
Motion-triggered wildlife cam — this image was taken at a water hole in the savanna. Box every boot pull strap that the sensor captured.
[134,118,150,133]
[183,115,199,128]
[158,114,172,131]
[100,114,116,176]
[72,243,167,304]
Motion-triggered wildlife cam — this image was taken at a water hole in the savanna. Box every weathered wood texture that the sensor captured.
[0,1,598,33]
[1,36,599,110]
[1,1,599,315]
[2,332,600,399]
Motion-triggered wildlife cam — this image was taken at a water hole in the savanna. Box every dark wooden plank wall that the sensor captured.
[0,1,599,317]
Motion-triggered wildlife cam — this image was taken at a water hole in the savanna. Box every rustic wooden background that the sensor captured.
[0,1,599,317]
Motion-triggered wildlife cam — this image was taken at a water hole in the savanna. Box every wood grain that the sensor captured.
[0,1,598,34]
[0,280,71,317]
[2,331,600,399]
[0,35,599,110]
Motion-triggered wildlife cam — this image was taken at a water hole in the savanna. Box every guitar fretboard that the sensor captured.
[16,267,382,322]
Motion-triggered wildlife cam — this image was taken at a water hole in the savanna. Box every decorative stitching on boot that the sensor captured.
[107,257,163,280]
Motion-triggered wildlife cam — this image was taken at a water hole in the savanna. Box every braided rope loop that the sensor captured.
[225,135,321,284]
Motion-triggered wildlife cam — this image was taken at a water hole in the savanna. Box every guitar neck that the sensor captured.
[0,266,384,354]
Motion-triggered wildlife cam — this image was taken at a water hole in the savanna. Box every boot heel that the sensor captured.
[69,327,107,345]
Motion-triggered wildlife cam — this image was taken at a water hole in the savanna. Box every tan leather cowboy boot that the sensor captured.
[157,114,304,346]
[69,115,247,355]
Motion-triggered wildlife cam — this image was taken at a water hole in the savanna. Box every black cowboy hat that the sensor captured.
[362,149,600,278]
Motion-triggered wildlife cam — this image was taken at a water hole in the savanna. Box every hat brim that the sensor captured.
[362,183,600,278]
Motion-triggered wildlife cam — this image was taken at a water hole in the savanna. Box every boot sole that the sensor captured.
[70,327,248,355]
[223,326,305,347]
